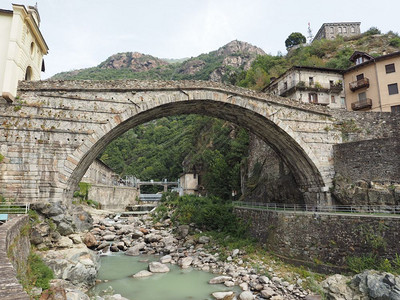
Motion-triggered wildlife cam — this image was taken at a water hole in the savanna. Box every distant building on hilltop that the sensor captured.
[0,4,48,103]
[262,66,346,109]
[313,22,361,41]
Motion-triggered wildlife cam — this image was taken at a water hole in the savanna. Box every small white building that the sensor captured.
[0,4,48,102]
[263,66,346,109]
[179,173,198,195]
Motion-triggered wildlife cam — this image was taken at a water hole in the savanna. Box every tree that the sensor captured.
[285,32,306,49]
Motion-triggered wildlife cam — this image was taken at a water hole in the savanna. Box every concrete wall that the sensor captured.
[0,215,30,299]
[235,207,400,269]
[88,184,138,210]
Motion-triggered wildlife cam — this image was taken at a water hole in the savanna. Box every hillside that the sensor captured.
[51,40,265,83]
[236,30,400,90]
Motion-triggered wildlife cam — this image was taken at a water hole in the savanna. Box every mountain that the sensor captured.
[51,40,265,84]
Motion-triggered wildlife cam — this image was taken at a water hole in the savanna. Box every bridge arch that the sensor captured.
[1,81,340,205]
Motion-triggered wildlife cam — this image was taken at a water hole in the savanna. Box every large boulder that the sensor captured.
[148,262,170,273]
[125,242,146,256]
[83,232,98,248]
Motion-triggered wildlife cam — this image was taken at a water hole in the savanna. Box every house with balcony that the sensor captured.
[343,51,400,113]
[262,66,346,109]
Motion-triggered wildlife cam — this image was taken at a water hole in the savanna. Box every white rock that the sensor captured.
[224,280,235,287]
[261,287,276,298]
[259,276,270,284]
[132,270,153,278]
[239,291,254,300]
[232,249,240,257]
[160,255,172,264]
[212,291,234,299]
[148,262,170,273]
[209,276,233,284]
[180,256,193,268]
[239,282,249,291]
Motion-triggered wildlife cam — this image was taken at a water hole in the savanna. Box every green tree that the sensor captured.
[285,32,306,49]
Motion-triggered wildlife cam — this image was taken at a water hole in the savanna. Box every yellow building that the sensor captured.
[0,4,48,102]
[344,51,400,113]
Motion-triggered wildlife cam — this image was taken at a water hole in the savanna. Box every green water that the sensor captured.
[90,253,240,300]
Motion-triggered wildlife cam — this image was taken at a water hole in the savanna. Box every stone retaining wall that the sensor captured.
[0,215,30,300]
[333,137,400,183]
[88,184,138,210]
[235,207,400,269]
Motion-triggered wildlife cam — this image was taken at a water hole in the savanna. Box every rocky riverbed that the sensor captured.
[29,203,400,300]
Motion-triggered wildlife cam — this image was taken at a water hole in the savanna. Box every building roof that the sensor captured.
[262,65,344,92]
[345,51,400,73]
[349,51,374,62]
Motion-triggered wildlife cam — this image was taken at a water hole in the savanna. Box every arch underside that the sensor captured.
[64,100,326,203]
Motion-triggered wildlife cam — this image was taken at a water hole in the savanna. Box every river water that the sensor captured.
[89,253,240,300]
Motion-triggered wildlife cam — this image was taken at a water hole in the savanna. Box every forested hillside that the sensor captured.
[51,29,400,199]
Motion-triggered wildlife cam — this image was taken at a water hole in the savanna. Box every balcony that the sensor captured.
[351,98,372,110]
[349,78,370,92]
[279,81,343,97]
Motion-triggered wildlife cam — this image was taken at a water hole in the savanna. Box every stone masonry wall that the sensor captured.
[88,184,138,210]
[329,110,400,142]
[0,215,30,300]
[333,137,400,183]
[235,207,400,269]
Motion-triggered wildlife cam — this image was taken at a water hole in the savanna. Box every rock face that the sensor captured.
[99,52,169,71]
[322,270,400,300]
[41,247,100,289]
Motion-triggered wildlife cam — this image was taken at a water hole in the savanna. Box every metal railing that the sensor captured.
[233,201,400,215]
[0,203,30,214]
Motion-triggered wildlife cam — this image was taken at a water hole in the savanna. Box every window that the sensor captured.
[338,27,342,33]
[283,81,288,90]
[343,27,347,33]
[356,73,364,81]
[341,97,346,107]
[388,83,399,95]
[358,92,367,101]
[329,80,334,86]
[331,95,336,103]
[356,57,363,65]
[309,77,314,86]
[330,27,334,33]
[309,93,318,103]
[385,63,396,74]
[391,105,400,114]
[351,27,355,33]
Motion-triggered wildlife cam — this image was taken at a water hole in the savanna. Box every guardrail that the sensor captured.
[0,203,30,214]
[233,201,400,215]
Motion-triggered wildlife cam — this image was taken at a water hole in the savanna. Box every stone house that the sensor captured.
[0,4,48,102]
[262,66,346,109]
[343,51,400,113]
[313,22,361,41]
[82,159,118,186]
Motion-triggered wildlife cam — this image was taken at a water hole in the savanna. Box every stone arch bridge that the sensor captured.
[0,80,342,205]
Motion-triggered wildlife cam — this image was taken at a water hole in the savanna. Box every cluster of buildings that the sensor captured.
[264,22,400,114]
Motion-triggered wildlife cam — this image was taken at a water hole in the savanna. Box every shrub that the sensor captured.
[154,192,248,237]
[26,252,54,290]
[389,37,400,47]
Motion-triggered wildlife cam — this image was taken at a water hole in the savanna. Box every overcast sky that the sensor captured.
[4,0,400,78]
